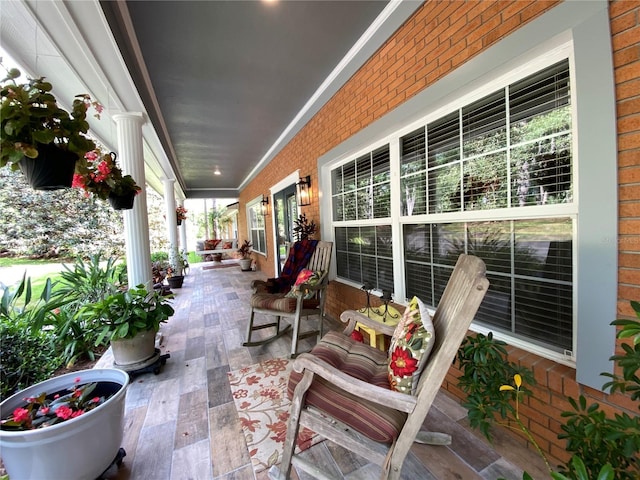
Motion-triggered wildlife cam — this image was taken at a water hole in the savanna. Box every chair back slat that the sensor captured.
[393,255,488,458]
[306,241,332,274]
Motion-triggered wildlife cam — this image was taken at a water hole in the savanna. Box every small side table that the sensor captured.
[355,306,401,351]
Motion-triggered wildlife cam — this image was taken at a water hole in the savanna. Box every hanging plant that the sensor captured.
[0,68,101,169]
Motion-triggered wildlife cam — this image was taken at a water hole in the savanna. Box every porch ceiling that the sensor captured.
[99,0,390,198]
[0,0,422,199]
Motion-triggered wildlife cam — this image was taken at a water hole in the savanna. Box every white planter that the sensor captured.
[0,368,129,480]
[239,258,252,271]
[111,328,157,366]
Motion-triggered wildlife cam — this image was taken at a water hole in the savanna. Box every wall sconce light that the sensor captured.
[261,195,270,216]
[296,175,312,206]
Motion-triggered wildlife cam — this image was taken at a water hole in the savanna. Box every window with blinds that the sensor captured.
[330,59,574,354]
[402,59,573,353]
[332,145,393,292]
[247,201,266,255]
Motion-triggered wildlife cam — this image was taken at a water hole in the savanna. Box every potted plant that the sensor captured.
[0,68,101,190]
[176,205,188,225]
[83,285,174,367]
[166,246,186,288]
[0,368,129,480]
[293,213,317,241]
[237,240,253,271]
[72,148,142,209]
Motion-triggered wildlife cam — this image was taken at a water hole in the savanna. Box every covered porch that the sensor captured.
[97,261,548,480]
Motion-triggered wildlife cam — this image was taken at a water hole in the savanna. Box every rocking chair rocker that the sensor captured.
[270,254,489,480]
[244,239,333,357]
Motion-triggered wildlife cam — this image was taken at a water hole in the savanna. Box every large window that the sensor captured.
[332,146,393,291]
[247,198,266,255]
[331,59,575,354]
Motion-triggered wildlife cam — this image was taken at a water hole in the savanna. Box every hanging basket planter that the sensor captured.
[19,143,78,190]
[177,218,183,226]
[108,190,136,210]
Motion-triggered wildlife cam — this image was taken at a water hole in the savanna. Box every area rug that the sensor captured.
[227,358,322,474]
[202,261,238,270]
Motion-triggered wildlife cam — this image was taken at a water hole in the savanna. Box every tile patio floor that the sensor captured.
[99,261,549,480]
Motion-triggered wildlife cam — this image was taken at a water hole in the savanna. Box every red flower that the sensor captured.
[72,173,86,189]
[350,330,364,343]
[12,408,30,423]
[85,151,99,162]
[55,405,74,420]
[39,407,50,415]
[71,410,84,418]
[91,397,100,403]
[389,347,418,378]
[97,161,111,175]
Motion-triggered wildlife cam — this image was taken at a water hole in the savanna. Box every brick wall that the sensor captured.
[239,0,640,465]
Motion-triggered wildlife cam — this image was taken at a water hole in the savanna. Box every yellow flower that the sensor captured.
[499,373,522,392]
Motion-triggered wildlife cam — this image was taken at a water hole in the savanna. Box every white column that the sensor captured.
[203,199,209,239]
[113,112,152,289]
[163,179,179,269]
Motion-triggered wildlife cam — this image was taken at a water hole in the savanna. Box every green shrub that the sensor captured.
[0,319,60,399]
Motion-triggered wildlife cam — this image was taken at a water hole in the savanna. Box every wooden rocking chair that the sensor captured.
[270,254,489,480]
[244,240,333,357]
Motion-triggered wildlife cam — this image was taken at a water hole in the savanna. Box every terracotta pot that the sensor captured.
[0,368,129,480]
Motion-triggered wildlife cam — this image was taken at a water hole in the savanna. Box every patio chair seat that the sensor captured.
[250,293,320,312]
[287,330,406,443]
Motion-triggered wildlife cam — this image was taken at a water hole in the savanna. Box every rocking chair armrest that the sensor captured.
[251,279,276,294]
[292,353,417,414]
[339,310,397,337]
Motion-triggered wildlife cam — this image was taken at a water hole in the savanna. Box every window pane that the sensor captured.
[463,90,506,157]
[343,163,356,192]
[467,222,511,273]
[476,274,512,331]
[405,262,433,305]
[401,128,426,175]
[429,163,461,214]
[511,134,572,207]
[432,223,464,266]
[377,257,394,292]
[514,218,572,282]
[428,111,459,168]
[372,146,390,184]
[343,192,357,220]
[373,183,391,218]
[404,224,431,262]
[515,279,572,352]
[332,167,344,194]
[333,194,344,221]
[402,172,427,216]
[360,226,376,256]
[347,226,361,253]
[510,60,571,144]
[376,225,393,258]
[356,154,371,188]
[357,188,373,219]
[463,152,508,210]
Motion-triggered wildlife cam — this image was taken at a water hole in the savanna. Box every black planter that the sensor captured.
[167,275,184,289]
[19,143,78,190]
[177,219,183,226]
[108,190,136,210]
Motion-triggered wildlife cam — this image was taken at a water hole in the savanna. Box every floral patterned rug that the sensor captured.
[227,358,322,473]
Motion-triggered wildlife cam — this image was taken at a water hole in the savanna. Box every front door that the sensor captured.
[272,184,298,275]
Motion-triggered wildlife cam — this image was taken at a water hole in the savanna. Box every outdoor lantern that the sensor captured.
[296,175,312,206]
[261,195,270,216]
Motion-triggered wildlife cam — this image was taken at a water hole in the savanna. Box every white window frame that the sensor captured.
[246,196,267,255]
[319,1,616,390]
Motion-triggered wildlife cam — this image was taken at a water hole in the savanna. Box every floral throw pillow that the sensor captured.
[285,269,325,299]
[387,296,435,395]
[222,241,233,249]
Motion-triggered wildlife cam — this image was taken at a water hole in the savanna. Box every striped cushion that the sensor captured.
[287,331,407,443]
[251,292,319,312]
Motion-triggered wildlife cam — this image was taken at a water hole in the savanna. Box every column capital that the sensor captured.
[113,112,145,124]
